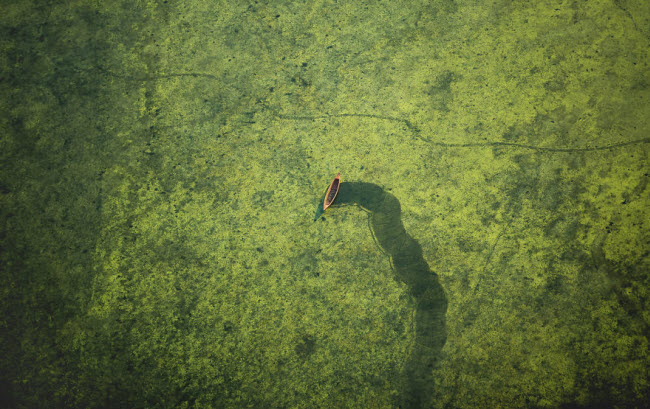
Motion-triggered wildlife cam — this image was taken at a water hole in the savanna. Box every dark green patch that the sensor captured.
[295,334,316,358]
[502,125,522,141]
[425,71,457,112]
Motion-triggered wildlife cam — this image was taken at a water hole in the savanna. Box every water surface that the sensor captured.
[1,1,648,408]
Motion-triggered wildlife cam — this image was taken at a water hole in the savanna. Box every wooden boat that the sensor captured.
[314,172,341,221]
[323,172,341,210]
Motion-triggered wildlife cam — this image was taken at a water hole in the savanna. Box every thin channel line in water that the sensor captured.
[428,138,650,152]
[93,66,219,81]
[89,69,649,153]
[75,70,650,153]
[277,112,650,153]
[277,112,420,133]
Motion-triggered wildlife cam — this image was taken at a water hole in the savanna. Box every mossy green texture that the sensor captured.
[1,0,649,408]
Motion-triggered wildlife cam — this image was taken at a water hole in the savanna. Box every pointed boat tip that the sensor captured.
[313,172,339,222]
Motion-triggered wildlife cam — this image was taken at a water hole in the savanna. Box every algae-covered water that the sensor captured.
[1,1,649,408]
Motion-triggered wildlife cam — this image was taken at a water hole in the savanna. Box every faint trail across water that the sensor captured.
[90,68,650,153]
[277,112,650,152]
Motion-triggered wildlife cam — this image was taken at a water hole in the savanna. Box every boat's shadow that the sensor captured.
[336,181,448,409]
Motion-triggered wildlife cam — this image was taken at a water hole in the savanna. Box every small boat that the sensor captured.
[323,172,341,210]
[314,172,341,221]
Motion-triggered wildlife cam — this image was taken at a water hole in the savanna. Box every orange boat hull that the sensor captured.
[323,172,341,210]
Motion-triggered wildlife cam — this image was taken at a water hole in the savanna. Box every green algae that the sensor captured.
[1,0,649,408]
